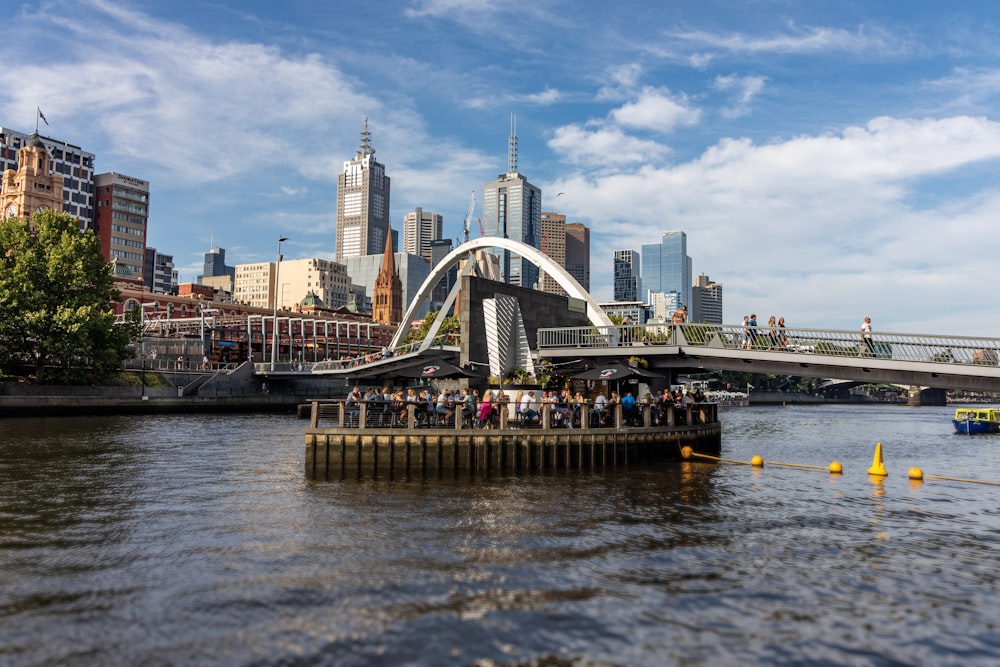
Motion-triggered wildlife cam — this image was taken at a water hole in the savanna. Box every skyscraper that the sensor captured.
[692,273,723,324]
[641,231,692,311]
[402,207,442,261]
[144,248,177,295]
[336,118,390,262]
[613,249,641,302]
[481,115,541,288]
[200,247,234,284]
[565,222,590,292]
[539,211,567,295]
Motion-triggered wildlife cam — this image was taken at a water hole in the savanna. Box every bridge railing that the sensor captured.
[258,332,462,374]
[538,324,1000,367]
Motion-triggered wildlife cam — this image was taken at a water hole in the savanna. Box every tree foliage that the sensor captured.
[0,209,139,383]
[404,310,460,345]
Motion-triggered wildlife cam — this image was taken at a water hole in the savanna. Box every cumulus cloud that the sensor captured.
[549,115,1000,329]
[548,124,670,167]
[611,87,701,132]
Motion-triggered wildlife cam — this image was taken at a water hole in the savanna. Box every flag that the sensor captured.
[38,108,49,126]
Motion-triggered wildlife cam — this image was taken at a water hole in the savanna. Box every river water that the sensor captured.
[2,404,999,666]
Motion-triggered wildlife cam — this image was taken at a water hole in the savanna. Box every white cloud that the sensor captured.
[668,23,910,58]
[712,74,767,118]
[549,115,1000,330]
[548,124,670,167]
[610,87,701,132]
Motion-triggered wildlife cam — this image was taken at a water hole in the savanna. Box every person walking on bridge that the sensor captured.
[860,316,874,357]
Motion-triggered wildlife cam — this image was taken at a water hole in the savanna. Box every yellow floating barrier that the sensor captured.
[680,445,842,475]
[867,441,887,477]
[681,444,999,487]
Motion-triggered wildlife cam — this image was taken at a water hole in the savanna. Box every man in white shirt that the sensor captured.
[592,392,609,425]
[520,391,539,423]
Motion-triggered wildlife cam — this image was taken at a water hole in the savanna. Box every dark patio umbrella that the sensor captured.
[571,362,661,381]
[391,359,481,379]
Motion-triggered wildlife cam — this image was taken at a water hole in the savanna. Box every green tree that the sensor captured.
[404,310,460,345]
[0,209,139,383]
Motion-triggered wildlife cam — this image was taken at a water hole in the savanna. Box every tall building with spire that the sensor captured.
[335,118,391,262]
[482,114,542,288]
[372,229,403,326]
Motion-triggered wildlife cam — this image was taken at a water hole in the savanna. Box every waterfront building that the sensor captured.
[599,300,648,325]
[539,211,567,295]
[372,232,403,326]
[271,257,351,310]
[0,126,95,230]
[481,115,542,288]
[402,207,442,261]
[93,172,149,280]
[565,222,590,292]
[613,249,641,302]
[144,247,178,295]
[1,132,64,223]
[692,273,723,324]
[335,118,391,262]
[344,252,431,320]
[642,231,692,312]
[233,262,276,309]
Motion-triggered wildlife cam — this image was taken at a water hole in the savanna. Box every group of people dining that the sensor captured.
[341,384,708,429]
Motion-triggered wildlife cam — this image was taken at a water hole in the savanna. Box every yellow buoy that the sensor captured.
[829,461,843,474]
[680,446,693,459]
[867,442,887,477]
[751,455,764,467]
[908,467,924,480]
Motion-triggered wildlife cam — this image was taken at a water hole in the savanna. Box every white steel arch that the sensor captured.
[390,237,614,349]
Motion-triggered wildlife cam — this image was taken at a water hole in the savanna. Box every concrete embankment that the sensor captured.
[0,388,302,416]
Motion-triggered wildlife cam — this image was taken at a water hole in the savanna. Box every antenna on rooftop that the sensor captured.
[508,113,518,174]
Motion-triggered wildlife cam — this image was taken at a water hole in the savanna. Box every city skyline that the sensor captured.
[4,2,1000,333]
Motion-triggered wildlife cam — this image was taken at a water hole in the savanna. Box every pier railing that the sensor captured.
[307,399,718,431]
[538,323,1000,367]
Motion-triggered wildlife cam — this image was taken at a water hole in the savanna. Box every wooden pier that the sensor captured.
[304,400,721,476]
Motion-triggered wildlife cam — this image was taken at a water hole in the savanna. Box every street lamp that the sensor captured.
[200,306,219,366]
[139,302,157,399]
[270,236,288,369]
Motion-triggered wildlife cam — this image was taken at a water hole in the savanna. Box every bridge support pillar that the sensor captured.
[908,386,947,406]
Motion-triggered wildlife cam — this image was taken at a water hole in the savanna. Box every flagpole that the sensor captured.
[35,107,39,134]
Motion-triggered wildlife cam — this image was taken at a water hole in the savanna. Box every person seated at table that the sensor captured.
[436,389,453,425]
[519,390,539,423]
[479,389,495,428]
[592,392,609,426]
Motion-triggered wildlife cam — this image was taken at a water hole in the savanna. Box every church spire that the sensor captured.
[372,227,402,326]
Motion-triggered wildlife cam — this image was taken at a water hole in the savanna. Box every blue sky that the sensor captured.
[4,0,1000,334]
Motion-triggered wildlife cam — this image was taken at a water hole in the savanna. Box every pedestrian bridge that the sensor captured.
[256,321,1000,394]
[536,323,1000,393]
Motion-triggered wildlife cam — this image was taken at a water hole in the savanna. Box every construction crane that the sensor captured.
[462,191,476,244]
